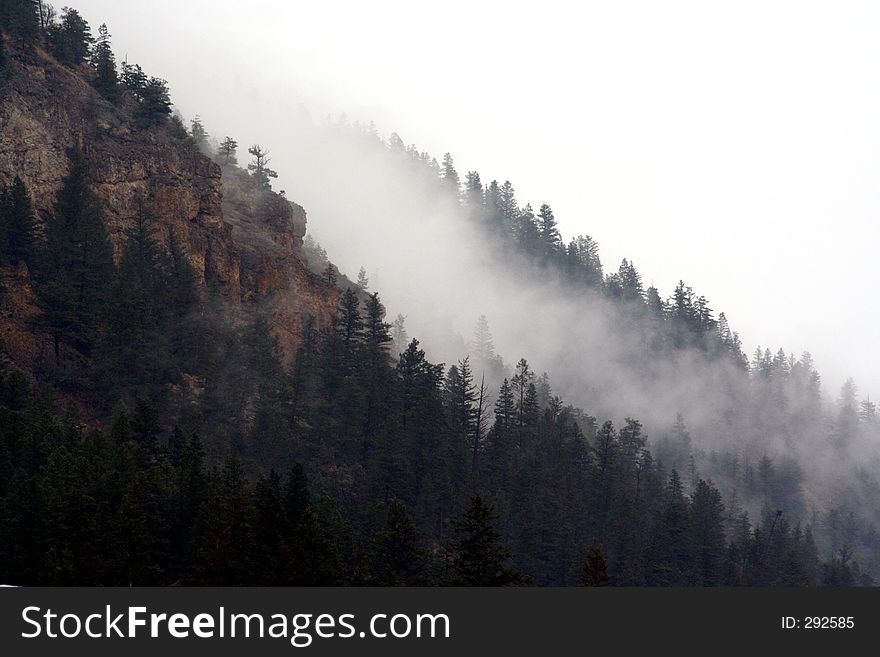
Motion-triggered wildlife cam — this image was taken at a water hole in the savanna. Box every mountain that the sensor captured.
[0,21,337,404]
[0,2,878,587]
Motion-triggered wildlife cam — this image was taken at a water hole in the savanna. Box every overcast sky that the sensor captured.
[74,0,880,401]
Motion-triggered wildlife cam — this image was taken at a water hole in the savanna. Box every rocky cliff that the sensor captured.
[0,41,338,373]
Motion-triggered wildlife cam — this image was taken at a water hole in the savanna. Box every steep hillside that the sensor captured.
[0,38,337,377]
[1,5,878,588]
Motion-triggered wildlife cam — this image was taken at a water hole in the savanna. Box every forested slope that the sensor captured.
[0,1,877,586]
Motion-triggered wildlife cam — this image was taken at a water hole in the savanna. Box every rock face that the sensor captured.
[0,44,337,369]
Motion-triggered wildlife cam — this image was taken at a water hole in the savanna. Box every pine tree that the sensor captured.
[646,286,665,317]
[441,152,460,198]
[537,203,562,256]
[324,262,338,286]
[120,61,148,95]
[689,479,726,585]
[581,539,611,586]
[646,470,692,585]
[471,371,491,475]
[511,358,535,427]
[37,147,115,361]
[497,181,518,227]
[448,493,523,586]
[356,266,369,291]
[195,449,255,585]
[444,357,476,442]
[91,23,119,103]
[1,0,40,45]
[337,287,364,368]
[289,507,342,585]
[617,259,644,302]
[570,235,603,288]
[522,383,539,427]
[391,313,408,356]
[190,115,209,151]
[471,315,495,363]
[247,145,278,189]
[94,202,172,399]
[464,171,484,215]
[2,176,36,265]
[373,499,425,585]
[47,7,93,66]
[252,470,291,584]
[360,292,393,462]
[493,378,515,429]
[167,430,207,581]
[516,204,540,254]
[136,77,172,126]
[218,136,238,165]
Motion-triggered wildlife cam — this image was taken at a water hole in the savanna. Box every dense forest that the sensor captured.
[1,0,878,586]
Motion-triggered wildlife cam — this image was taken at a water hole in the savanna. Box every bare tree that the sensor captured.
[471,372,491,475]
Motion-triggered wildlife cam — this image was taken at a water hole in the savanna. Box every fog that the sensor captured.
[72,0,880,404]
[65,1,880,521]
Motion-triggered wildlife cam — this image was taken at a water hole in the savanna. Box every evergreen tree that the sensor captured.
[617,259,644,302]
[646,470,692,585]
[136,76,172,126]
[373,499,425,585]
[391,313,408,356]
[464,171,484,215]
[91,23,119,103]
[448,493,523,586]
[356,266,369,291]
[515,204,540,254]
[689,479,726,585]
[581,539,611,586]
[360,292,393,462]
[537,203,562,256]
[37,147,115,361]
[167,430,207,581]
[94,202,173,400]
[646,286,665,316]
[47,7,93,66]
[247,145,278,189]
[1,0,40,45]
[2,176,36,265]
[441,152,460,197]
[190,115,209,151]
[497,180,518,227]
[120,60,148,95]
[324,262,338,287]
[252,470,291,584]
[218,136,238,165]
[471,372,491,475]
[289,506,342,585]
[493,378,515,429]
[569,235,603,288]
[511,358,535,427]
[471,315,495,364]
[444,357,477,443]
[195,449,255,585]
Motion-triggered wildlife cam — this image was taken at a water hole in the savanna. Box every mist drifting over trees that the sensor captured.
[1,1,879,587]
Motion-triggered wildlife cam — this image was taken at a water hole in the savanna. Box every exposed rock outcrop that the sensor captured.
[0,42,337,370]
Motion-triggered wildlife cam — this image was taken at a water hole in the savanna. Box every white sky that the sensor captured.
[74,0,880,401]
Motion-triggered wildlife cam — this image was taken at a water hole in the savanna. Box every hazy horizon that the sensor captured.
[72,0,880,402]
